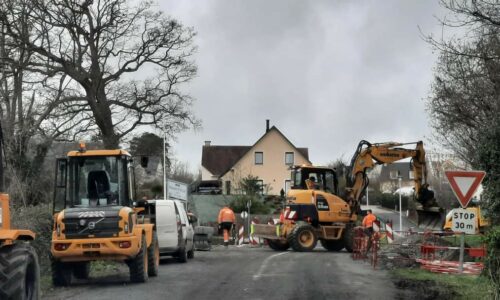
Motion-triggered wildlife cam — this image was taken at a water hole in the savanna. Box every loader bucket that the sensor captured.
[415,208,445,230]
[194,226,214,251]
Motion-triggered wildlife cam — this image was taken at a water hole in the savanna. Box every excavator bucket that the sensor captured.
[193,226,214,251]
[415,207,446,230]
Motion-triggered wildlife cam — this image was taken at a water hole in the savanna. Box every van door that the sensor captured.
[175,201,194,250]
[155,200,178,249]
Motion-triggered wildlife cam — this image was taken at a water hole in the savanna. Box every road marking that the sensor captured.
[253,252,289,280]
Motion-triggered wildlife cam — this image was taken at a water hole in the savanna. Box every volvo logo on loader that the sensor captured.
[78,211,105,218]
[88,222,96,230]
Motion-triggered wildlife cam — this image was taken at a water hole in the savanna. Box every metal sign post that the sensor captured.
[446,170,485,274]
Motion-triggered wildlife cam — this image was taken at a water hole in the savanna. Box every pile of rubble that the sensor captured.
[377,233,467,270]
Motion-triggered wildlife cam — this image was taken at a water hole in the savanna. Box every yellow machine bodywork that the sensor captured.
[0,193,36,244]
[443,207,489,232]
[51,148,154,262]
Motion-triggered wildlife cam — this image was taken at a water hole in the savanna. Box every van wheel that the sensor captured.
[72,262,90,279]
[129,235,148,283]
[147,232,159,277]
[187,246,195,259]
[177,246,188,263]
[51,258,72,287]
[0,243,40,299]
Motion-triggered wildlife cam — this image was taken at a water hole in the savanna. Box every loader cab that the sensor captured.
[290,166,339,195]
[53,150,135,212]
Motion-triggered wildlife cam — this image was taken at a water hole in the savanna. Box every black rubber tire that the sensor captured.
[51,258,72,287]
[320,239,345,251]
[267,239,290,251]
[288,224,317,252]
[342,224,355,253]
[0,243,40,300]
[187,242,195,259]
[72,262,90,279]
[177,246,188,263]
[147,232,159,277]
[129,235,148,283]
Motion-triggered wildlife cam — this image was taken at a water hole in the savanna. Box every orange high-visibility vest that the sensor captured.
[218,207,235,223]
[362,214,377,228]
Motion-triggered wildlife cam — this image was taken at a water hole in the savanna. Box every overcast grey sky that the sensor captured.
[158,1,448,172]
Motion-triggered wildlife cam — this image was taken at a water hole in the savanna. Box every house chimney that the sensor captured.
[266,119,270,132]
[204,141,211,147]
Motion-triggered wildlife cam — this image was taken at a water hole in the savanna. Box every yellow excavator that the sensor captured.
[346,140,442,228]
[253,140,441,252]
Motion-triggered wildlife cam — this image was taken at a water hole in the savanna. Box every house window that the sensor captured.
[390,170,400,180]
[225,181,231,195]
[409,171,415,179]
[255,152,263,165]
[285,152,294,165]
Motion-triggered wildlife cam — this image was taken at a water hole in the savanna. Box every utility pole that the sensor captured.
[398,176,402,232]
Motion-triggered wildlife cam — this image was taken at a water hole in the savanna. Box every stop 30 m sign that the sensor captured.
[451,208,477,234]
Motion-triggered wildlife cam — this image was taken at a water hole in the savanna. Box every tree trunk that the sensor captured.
[85,85,120,149]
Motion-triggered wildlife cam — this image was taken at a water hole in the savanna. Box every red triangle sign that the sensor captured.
[445,170,486,208]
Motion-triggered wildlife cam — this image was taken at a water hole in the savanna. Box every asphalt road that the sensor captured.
[44,245,399,300]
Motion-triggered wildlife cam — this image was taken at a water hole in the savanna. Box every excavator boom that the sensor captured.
[346,140,442,228]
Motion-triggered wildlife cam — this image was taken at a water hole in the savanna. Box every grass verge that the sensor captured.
[391,268,495,300]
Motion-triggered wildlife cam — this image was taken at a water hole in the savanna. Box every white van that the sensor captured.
[149,199,195,262]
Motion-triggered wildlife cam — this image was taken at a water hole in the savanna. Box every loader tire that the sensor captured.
[129,235,148,283]
[288,224,317,252]
[72,262,90,279]
[267,239,289,251]
[147,232,159,277]
[0,243,40,300]
[342,224,354,253]
[320,239,344,251]
[51,258,72,287]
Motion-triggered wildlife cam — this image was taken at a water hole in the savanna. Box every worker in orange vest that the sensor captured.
[218,206,236,247]
[362,209,377,237]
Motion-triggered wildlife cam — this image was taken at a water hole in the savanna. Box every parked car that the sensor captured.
[148,199,195,262]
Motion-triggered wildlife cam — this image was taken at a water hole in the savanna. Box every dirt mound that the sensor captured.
[394,279,457,300]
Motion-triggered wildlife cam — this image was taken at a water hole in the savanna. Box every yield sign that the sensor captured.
[445,171,486,208]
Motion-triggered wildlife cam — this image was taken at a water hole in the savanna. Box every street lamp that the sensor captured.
[398,176,402,232]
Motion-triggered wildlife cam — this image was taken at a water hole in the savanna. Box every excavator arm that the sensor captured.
[346,140,436,215]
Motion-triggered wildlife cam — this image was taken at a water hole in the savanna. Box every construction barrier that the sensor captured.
[385,221,394,244]
[238,224,244,246]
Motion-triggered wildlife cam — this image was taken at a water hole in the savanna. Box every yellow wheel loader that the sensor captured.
[0,194,40,299]
[254,140,441,252]
[50,143,159,286]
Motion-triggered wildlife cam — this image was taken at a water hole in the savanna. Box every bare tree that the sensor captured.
[0,0,199,148]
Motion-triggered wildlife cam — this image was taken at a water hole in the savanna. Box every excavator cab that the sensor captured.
[290,166,339,195]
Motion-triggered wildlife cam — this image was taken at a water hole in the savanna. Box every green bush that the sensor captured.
[229,195,271,214]
[370,190,410,210]
[11,203,53,273]
[483,226,500,299]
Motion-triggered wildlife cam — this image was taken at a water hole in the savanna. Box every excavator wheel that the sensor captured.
[342,224,355,253]
[266,239,290,251]
[320,239,344,251]
[129,234,148,283]
[288,224,317,252]
[0,243,40,299]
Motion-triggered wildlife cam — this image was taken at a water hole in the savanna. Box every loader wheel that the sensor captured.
[72,262,90,279]
[267,239,289,251]
[51,258,72,287]
[342,224,355,253]
[0,243,40,300]
[147,232,159,277]
[320,239,344,251]
[288,224,317,252]
[129,235,148,283]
